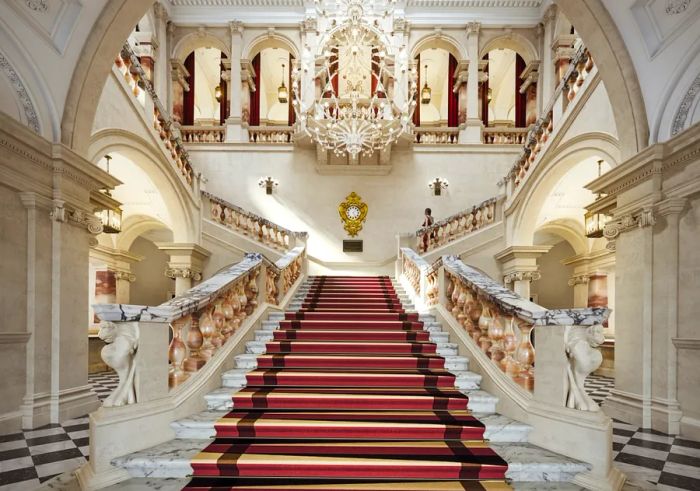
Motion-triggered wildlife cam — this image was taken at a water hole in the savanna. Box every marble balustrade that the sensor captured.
[115,43,195,188]
[248,126,294,143]
[400,249,609,410]
[483,127,529,145]
[264,246,306,305]
[180,125,225,143]
[413,127,460,144]
[203,191,308,252]
[501,45,596,193]
[415,197,498,253]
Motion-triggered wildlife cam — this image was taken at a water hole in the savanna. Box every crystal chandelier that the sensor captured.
[292,0,417,159]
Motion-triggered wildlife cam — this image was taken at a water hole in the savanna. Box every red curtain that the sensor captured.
[249,53,261,126]
[183,51,195,126]
[447,54,459,127]
[331,47,339,96]
[413,54,420,127]
[515,53,527,127]
[288,53,295,126]
[219,53,228,125]
[481,54,489,127]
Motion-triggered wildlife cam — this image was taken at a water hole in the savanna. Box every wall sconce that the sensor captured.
[258,176,279,195]
[428,177,449,196]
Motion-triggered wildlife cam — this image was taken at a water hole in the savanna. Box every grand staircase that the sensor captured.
[109,276,590,490]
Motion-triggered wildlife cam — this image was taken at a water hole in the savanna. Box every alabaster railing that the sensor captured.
[115,43,196,188]
[181,125,225,143]
[203,191,308,252]
[248,125,294,143]
[399,249,609,410]
[413,126,460,145]
[264,246,305,306]
[483,127,529,145]
[415,197,499,253]
[502,45,596,192]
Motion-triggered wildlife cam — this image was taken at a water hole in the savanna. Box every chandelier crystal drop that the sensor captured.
[293,0,417,159]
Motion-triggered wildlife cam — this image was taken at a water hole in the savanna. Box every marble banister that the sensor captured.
[180,125,225,143]
[93,253,265,403]
[248,126,294,143]
[202,191,308,252]
[413,127,460,145]
[263,246,306,306]
[399,249,609,410]
[483,127,529,145]
[115,43,196,189]
[500,45,596,196]
[414,197,499,254]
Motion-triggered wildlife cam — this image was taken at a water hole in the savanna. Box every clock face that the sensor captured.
[346,205,361,220]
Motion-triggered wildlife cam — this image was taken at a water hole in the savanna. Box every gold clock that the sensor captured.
[338,192,368,237]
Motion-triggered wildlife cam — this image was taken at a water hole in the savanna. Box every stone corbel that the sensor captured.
[170,58,190,91]
[165,268,202,281]
[503,270,541,284]
[229,20,244,37]
[50,201,103,234]
[519,60,540,93]
[241,59,256,93]
[300,16,318,34]
[603,208,655,251]
[393,17,409,36]
[452,60,469,93]
[466,21,480,37]
[478,59,489,83]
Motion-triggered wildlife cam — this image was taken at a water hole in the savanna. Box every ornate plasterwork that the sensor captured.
[114,271,137,283]
[0,52,40,133]
[165,267,202,281]
[671,73,700,136]
[406,0,541,6]
[567,274,590,287]
[25,0,48,12]
[666,0,691,14]
[50,202,104,234]
[603,209,655,251]
[503,270,541,284]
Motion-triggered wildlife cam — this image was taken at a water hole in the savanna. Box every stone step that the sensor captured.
[462,389,499,414]
[203,387,240,411]
[113,438,588,483]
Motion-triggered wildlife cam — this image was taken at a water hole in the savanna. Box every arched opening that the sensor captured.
[480,48,531,129]
[412,47,459,128]
[174,47,229,127]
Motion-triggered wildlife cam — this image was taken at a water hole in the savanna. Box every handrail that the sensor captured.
[203,191,308,251]
[115,42,196,188]
[414,197,498,253]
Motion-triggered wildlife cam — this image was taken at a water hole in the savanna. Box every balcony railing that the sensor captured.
[413,127,459,145]
[181,125,225,143]
[248,126,294,143]
[483,127,529,145]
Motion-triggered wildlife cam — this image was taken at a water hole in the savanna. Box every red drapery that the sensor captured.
[447,54,459,127]
[288,53,296,126]
[250,53,261,126]
[481,54,489,127]
[331,47,339,96]
[219,53,228,125]
[515,53,527,127]
[183,51,195,126]
[413,54,420,127]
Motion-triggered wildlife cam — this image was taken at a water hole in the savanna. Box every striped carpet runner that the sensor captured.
[186,276,510,490]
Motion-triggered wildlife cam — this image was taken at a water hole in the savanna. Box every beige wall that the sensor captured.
[130,237,174,306]
[532,241,575,309]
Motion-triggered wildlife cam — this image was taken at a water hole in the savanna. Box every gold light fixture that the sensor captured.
[585,159,609,238]
[258,176,279,195]
[421,64,432,105]
[94,154,122,234]
[214,84,222,103]
[487,87,493,104]
[428,177,449,196]
[278,63,288,103]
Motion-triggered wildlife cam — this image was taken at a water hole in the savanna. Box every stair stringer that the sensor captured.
[202,218,288,265]
[431,304,625,491]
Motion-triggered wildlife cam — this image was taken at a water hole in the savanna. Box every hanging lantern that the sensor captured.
[93,155,123,234]
[487,87,493,104]
[278,63,288,103]
[585,159,608,238]
[214,84,222,103]
[421,64,432,105]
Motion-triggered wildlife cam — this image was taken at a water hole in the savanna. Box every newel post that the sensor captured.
[533,325,568,407]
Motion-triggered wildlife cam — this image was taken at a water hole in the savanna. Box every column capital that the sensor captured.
[114,271,137,283]
[603,208,656,241]
[504,270,541,285]
[153,2,168,20]
[466,22,480,37]
[567,274,590,287]
[229,20,244,36]
[165,267,202,281]
[543,4,558,23]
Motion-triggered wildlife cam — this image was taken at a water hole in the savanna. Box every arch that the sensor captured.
[554,0,649,158]
[479,34,538,65]
[508,132,621,246]
[61,0,155,154]
[117,214,172,252]
[535,219,588,256]
[410,33,466,61]
[243,33,300,61]
[88,128,198,243]
[172,31,231,62]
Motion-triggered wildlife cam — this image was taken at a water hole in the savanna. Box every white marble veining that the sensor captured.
[489,442,591,482]
[463,389,499,413]
[222,368,249,387]
[443,355,469,371]
[101,477,191,491]
[452,370,482,390]
[246,340,267,354]
[111,439,210,478]
[170,411,221,439]
[235,353,258,369]
[204,387,241,410]
[442,255,610,326]
[436,342,458,356]
[475,412,532,442]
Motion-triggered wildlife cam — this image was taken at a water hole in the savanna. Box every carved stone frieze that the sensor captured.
[666,0,691,15]
[671,74,700,136]
[50,202,103,234]
[25,0,48,12]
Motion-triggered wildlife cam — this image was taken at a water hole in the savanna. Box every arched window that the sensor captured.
[413,48,459,128]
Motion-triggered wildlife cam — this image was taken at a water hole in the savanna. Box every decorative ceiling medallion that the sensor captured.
[338,192,368,237]
[666,0,691,15]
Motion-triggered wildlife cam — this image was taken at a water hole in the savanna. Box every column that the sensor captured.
[153,2,169,100]
[114,270,136,304]
[520,60,540,127]
[226,20,247,142]
[157,243,211,295]
[568,274,590,308]
[552,34,576,87]
[462,22,482,143]
[539,5,556,113]
[495,246,552,301]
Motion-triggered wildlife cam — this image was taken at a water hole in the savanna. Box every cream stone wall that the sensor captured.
[531,240,576,308]
[129,237,175,305]
[190,145,518,271]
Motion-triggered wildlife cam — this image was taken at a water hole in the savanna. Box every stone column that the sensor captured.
[114,270,136,304]
[520,60,540,127]
[495,246,552,301]
[539,5,557,113]
[568,274,590,308]
[153,2,169,100]
[461,22,482,143]
[552,34,576,87]
[226,20,247,142]
[157,243,211,295]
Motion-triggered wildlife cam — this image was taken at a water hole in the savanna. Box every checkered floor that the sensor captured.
[0,371,118,490]
[1,372,699,490]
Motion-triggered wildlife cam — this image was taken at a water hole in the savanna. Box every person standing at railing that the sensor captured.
[422,208,435,252]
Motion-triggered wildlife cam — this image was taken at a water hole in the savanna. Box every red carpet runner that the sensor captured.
[186,276,510,490]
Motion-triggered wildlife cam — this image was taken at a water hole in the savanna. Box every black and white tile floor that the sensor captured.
[1,372,698,490]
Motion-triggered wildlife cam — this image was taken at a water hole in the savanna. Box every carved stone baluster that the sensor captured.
[221,292,235,340]
[245,269,259,314]
[478,302,493,355]
[198,308,216,361]
[211,299,226,349]
[488,309,506,363]
[514,319,535,390]
[168,316,190,388]
[184,314,205,372]
[467,293,482,342]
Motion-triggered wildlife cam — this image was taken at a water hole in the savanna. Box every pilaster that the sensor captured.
[463,22,482,143]
[157,243,211,295]
[495,245,551,301]
[226,20,247,142]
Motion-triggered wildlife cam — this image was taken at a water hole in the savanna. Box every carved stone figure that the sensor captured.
[565,324,605,411]
[99,322,140,407]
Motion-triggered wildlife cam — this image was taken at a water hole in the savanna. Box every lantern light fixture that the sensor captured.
[421,64,432,105]
[584,159,609,238]
[214,84,222,103]
[428,177,449,196]
[94,154,123,234]
[278,63,288,103]
[258,176,280,195]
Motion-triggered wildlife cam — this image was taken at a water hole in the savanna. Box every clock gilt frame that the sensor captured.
[338,192,368,237]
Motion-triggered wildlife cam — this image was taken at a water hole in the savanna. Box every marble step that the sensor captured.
[171,407,530,442]
[113,439,587,483]
[462,389,499,414]
[234,353,470,372]
[253,329,448,344]
[244,339,458,357]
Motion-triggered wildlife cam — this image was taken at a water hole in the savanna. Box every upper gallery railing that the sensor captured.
[413,127,460,145]
[203,191,308,252]
[248,126,294,143]
[501,44,596,193]
[483,127,529,145]
[415,197,499,253]
[180,125,225,143]
[115,43,196,188]
[93,247,305,406]
[399,249,609,411]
